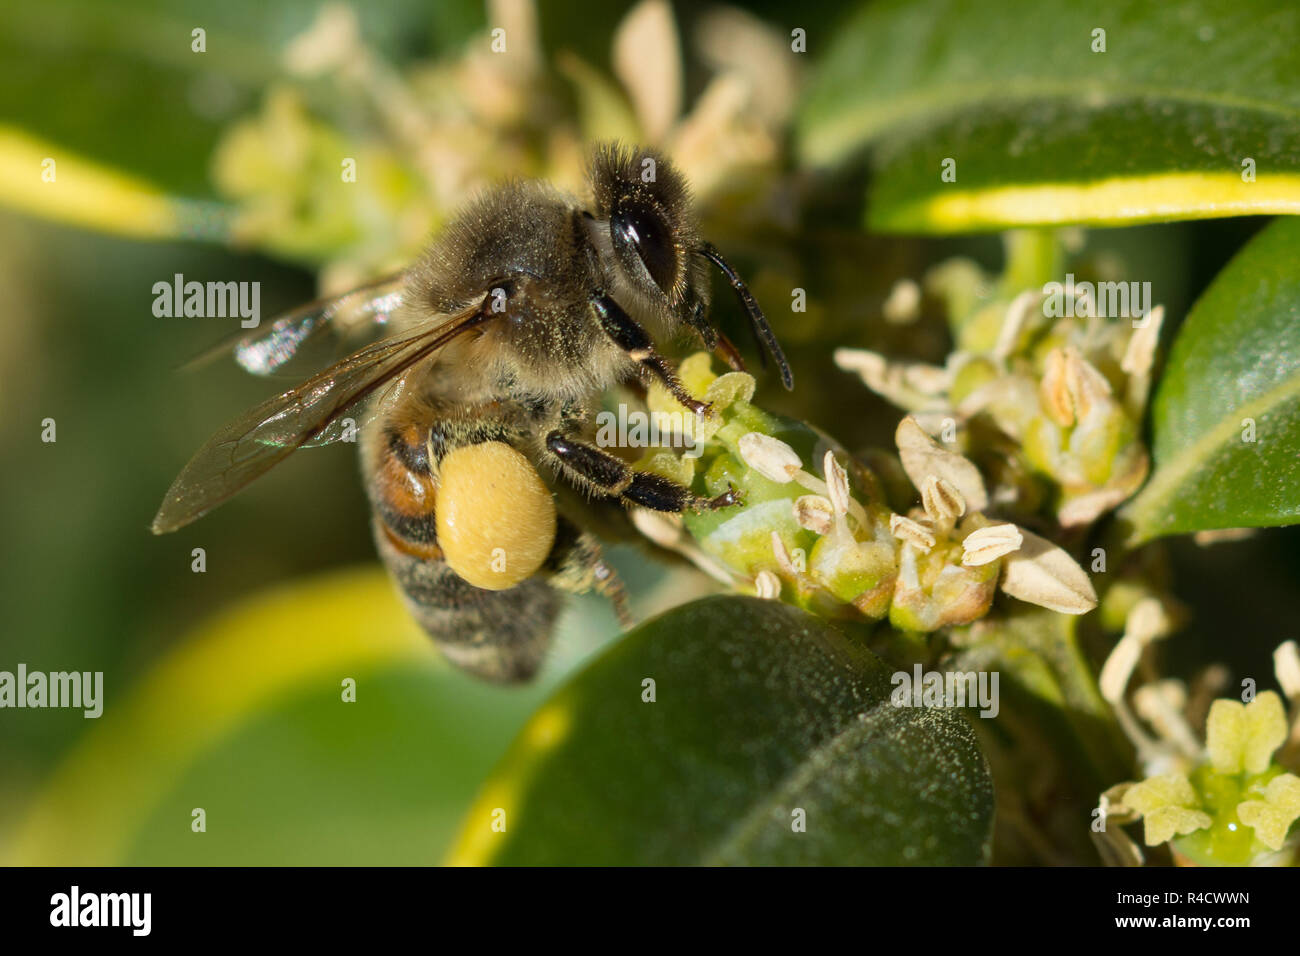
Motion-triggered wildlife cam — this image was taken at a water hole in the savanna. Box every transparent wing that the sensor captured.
[152,303,490,534]
[296,366,412,448]
[181,271,407,378]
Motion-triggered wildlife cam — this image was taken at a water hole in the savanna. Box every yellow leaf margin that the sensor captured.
[5,566,430,865]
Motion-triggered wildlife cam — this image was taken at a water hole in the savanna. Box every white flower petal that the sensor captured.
[1274,640,1300,702]
[999,527,1097,614]
[1122,304,1165,377]
[613,0,682,142]
[882,278,922,324]
[894,416,988,511]
[993,290,1042,361]
[823,450,851,517]
[834,349,950,409]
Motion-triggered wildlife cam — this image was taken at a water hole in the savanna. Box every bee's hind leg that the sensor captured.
[546,519,632,629]
[371,519,564,683]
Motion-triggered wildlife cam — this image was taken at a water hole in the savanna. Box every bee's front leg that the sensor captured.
[685,295,748,375]
[544,430,739,513]
[591,292,713,418]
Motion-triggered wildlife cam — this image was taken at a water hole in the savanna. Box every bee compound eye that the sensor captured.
[435,441,556,590]
[611,203,677,294]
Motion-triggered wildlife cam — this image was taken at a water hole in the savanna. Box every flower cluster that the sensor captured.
[1095,602,1300,866]
[631,353,1097,633]
[835,233,1160,528]
[211,0,797,289]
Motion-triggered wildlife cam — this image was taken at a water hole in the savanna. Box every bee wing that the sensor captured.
[152,303,491,534]
[297,367,411,448]
[181,271,407,378]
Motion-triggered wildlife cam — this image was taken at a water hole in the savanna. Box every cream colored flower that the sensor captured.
[839,265,1161,528]
[894,416,1096,616]
[1236,774,1300,851]
[1122,774,1213,846]
[889,514,936,553]
[752,569,782,600]
[894,417,988,513]
[792,495,834,535]
[1206,692,1288,776]
[1099,641,1300,863]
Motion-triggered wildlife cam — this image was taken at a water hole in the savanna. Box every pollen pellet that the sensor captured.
[436,441,556,590]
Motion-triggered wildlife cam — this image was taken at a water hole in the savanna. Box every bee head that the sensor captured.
[588,142,701,310]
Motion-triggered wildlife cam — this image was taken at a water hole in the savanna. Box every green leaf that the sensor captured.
[5,567,614,864]
[0,126,231,241]
[448,595,994,865]
[1121,217,1300,544]
[120,668,558,866]
[0,0,478,198]
[798,0,1300,232]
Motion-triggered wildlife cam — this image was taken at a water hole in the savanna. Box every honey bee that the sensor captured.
[152,142,792,682]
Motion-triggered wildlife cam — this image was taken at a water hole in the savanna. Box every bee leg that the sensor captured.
[591,293,712,418]
[372,519,563,683]
[685,296,719,350]
[367,419,561,684]
[713,331,749,374]
[545,430,741,513]
[546,519,633,628]
[685,297,748,374]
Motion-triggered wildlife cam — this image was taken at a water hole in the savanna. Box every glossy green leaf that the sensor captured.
[448,595,994,865]
[798,0,1300,232]
[1121,217,1300,544]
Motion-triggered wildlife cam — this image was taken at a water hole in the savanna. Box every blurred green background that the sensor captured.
[2,0,1298,865]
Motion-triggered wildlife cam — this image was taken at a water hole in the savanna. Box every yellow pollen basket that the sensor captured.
[436,441,557,590]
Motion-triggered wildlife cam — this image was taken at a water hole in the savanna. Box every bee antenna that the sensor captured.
[696,242,793,390]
